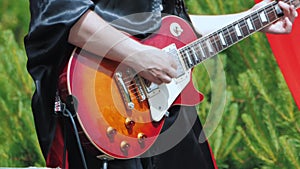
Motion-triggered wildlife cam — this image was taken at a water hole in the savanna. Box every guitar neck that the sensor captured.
[179,0,298,69]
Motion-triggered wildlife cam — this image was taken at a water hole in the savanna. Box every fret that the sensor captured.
[184,49,194,67]
[228,24,238,44]
[210,33,221,54]
[202,38,211,58]
[179,50,189,69]
[191,47,200,64]
[197,42,207,60]
[255,11,263,29]
[205,38,215,54]
[239,19,250,38]
[251,12,262,30]
[222,27,233,46]
[266,5,278,22]
[215,32,223,52]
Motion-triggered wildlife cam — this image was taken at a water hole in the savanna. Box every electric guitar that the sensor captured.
[59,0,300,159]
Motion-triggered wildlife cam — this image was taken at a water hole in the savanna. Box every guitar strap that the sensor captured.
[92,0,192,38]
[93,0,163,38]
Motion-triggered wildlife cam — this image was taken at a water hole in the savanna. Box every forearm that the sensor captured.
[68,10,178,84]
[68,10,146,63]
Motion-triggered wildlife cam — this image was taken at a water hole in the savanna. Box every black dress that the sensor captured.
[24,0,216,168]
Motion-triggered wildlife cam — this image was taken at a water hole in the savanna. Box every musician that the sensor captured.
[24,0,297,168]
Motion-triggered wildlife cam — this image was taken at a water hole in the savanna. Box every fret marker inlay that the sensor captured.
[235,24,242,37]
[260,11,267,22]
[218,33,226,46]
[191,48,199,63]
[198,44,206,58]
[246,18,254,30]
[205,40,214,53]
[185,50,193,66]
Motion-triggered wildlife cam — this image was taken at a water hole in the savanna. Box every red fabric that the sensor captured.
[207,142,219,169]
[255,0,300,109]
[46,122,69,169]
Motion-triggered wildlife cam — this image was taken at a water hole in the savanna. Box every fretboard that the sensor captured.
[179,0,295,69]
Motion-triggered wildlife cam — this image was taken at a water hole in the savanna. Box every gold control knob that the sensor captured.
[120,141,130,152]
[106,127,117,137]
[137,133,147,143]
[125,118,135,129]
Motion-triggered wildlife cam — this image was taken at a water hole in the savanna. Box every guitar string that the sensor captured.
[111,0,294,102]
[119,76,146,100]
[125,0,282,95]
[119,2,279,98]
[185,0,295,64]
[181,3,276,67]
[179,1,280,68]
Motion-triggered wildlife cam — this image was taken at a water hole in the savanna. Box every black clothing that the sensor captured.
[25,0,190,159]
[25,0,216,168]
[25,0,94,158]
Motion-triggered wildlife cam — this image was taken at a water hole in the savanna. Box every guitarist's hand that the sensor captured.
[123,44,178,85]
[255,0,298,34]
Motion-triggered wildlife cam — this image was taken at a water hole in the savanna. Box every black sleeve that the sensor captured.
[24,0,94,158]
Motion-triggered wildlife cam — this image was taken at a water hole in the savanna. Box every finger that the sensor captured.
[278,2,294,21]
[151,69,173,83]
[165,56,178,78]
[139,71,163,84]
[159,75,172,83]
[170,58,178,70]
[153,78,163,85]
[278,1,290,12]
[284,17,293,33]
[290,5,298,19]
[262,0,271,4]
[289,5,297,22]
[165,68,177,79]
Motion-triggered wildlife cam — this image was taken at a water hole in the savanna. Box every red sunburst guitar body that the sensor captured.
[59,15,203,159]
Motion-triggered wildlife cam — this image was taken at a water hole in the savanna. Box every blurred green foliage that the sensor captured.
[0,0,45,167]
[0,0,29,44]
[0,0,299,168]
[187,0,300,168]
[0,28,44,166]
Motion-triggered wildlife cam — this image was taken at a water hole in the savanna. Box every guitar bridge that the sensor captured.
[126,68,147,102]
[114,68,150,110]
[114,72,135,110]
